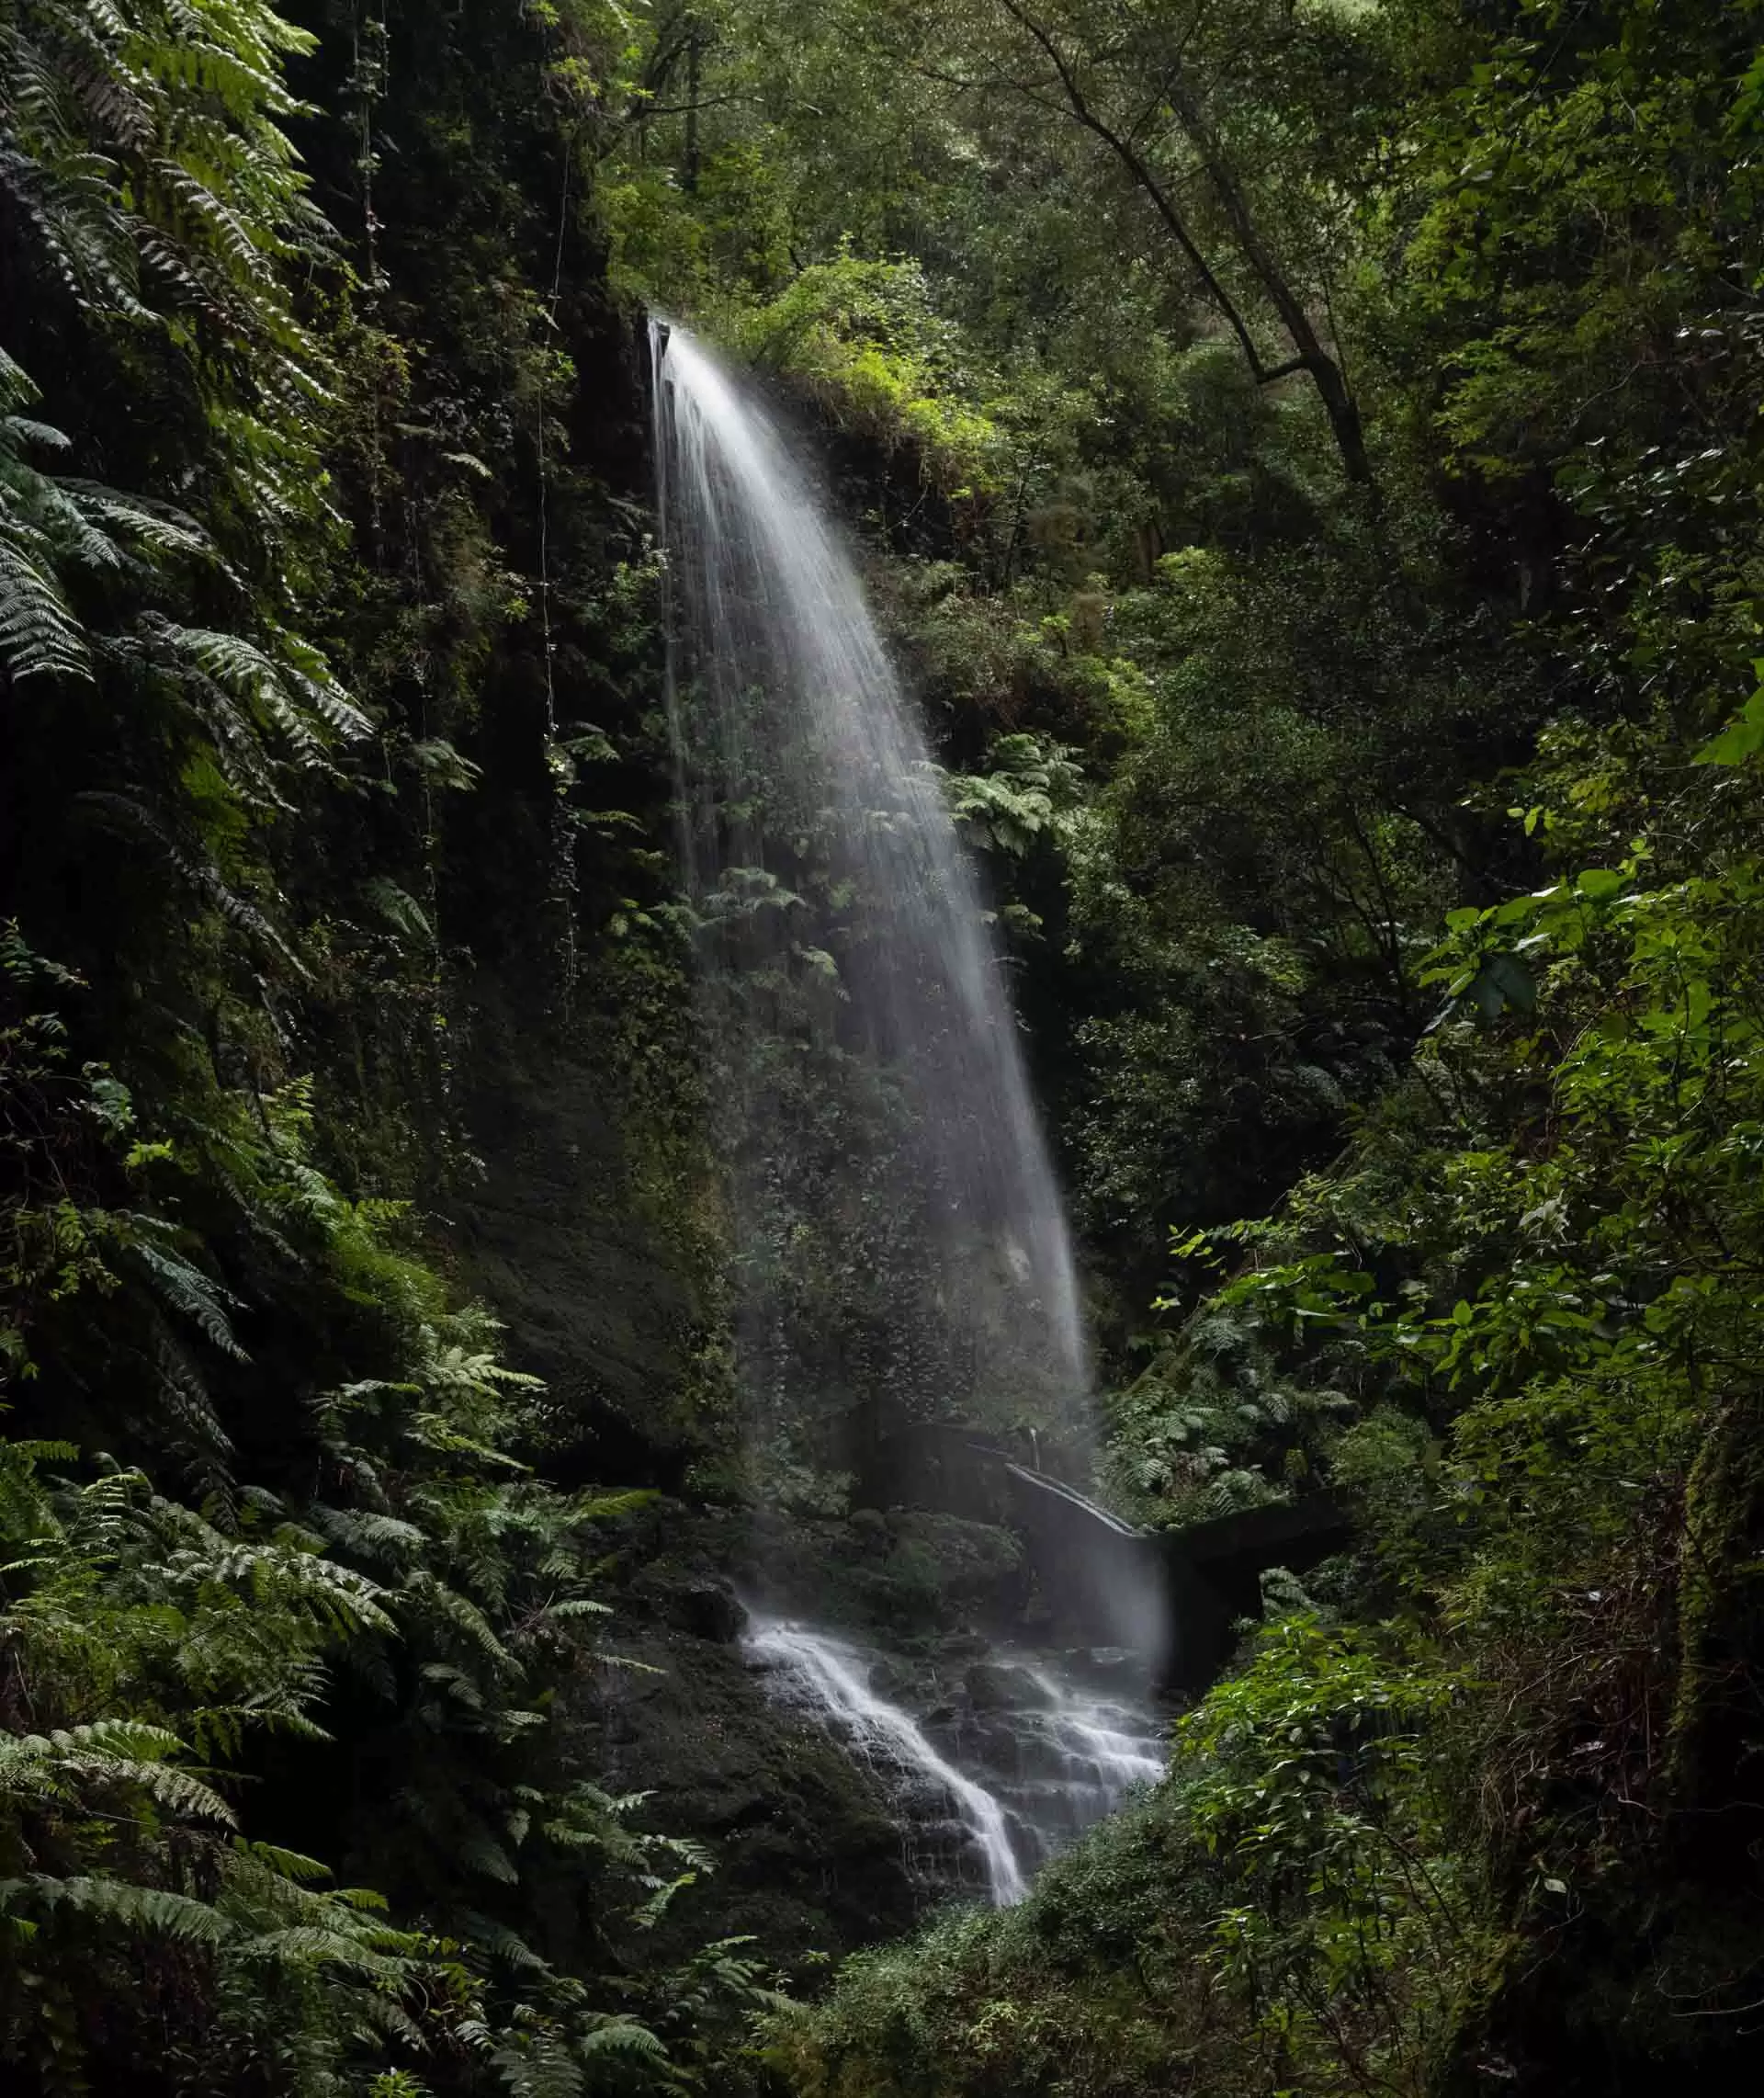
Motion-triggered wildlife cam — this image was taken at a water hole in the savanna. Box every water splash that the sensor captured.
[651,320,1089,1448]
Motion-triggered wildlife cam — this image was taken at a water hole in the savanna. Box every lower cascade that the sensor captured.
[747,1616,1166,1907]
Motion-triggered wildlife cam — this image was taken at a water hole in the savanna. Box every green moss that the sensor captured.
[738,257,1012,500]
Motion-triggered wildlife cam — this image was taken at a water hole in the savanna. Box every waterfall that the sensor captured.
[651,320,1088,1450]
[747,1619,1167,1906]
[1002,1667,1170,1866]
[652,318,1168,1904]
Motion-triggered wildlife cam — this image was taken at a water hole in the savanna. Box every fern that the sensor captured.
[459,1910,548,1972]
[141,1318,235,1459]
[577,2018,668,2061]
[0,4,742,2086]
[363,877,435,942]
[401,1571,514,1670]
[305,1503,426,1565]
[490,2032,586,2098]
[126,1231,248,1359]
[233,1840,332,1884]
[17,1873,235,1945]
[0,521,91,681]
[455,1827,519,1887]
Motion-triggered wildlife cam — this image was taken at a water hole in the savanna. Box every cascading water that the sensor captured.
[748,1619,1167,1906]
[995,1665,1169,1868]
[651,319,1168,1904]
[750,1619,1028,1907]
[652,320,1088,1447]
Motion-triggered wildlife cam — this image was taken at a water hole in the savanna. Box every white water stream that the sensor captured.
[751,1618,1028,1905]
[1005,1667,1169,1866]
[749,1618,1165,1906]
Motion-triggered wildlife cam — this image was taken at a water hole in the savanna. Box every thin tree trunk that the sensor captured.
[996,0,1373,486]
[1161,75,1372,484]
[684,26,702,192]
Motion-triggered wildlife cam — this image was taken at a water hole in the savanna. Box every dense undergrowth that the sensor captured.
[1,1,762,2090]
[8,0,1764,2093]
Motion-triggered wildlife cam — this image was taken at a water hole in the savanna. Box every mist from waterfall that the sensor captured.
[651,319,1089,1452]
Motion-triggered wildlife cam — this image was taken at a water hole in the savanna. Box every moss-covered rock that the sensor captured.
[571,1589,920,1974]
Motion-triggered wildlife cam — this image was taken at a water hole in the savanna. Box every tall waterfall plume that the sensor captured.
[651,320,1090,1457]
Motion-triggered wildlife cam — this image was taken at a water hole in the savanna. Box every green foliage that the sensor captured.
[17,0,1764,2090]
[942,733,1084,864]
[623,1,1764,2092]
[0,989,749,2087]
[737,257,1012,498]
[773,1610,1490,2098]
[1,1,754,2092]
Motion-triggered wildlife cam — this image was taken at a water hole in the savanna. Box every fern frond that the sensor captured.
[489,2031,585,2098]
[0,526,91,683]
[21,1874,235,1945]
[578,2019,668,2060]
[401,1573,514,1670]
[458,1910,547,1971]
[35,1717,182,1761]
[58,479,208,561]
[140,1319,235,1458]
[456,1829,518,1886]
[237,1923,409,1979]
[127,1234,247,1360]
[304,1503,425,1565]
[362,878,434,942]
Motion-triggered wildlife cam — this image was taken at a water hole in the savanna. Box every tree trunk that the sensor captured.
[684,27,702,193]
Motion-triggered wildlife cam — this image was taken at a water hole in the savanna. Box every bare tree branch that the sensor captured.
[991,0,1373,484]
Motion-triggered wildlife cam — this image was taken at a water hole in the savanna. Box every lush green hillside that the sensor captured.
[612,1,1764,2091]
[0,2,770,2089]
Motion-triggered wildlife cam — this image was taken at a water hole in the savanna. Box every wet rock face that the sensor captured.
[589,1638,920,1968]
[628,1570,748,1643]
[560,1533,921,1974]
[964,1661,1053,1711]
[561,1498,1169,1956]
